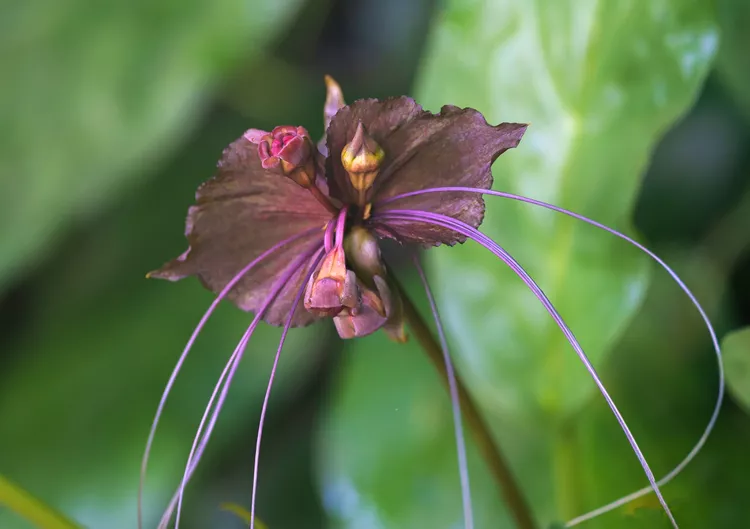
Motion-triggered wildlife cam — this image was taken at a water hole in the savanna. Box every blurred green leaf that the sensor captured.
[568,250,750,528]
[0,0,304,289]
[417,0,718,420]
[0,475,82,529]
[319,277,570,526]
[604,509,676,529]
[0,111,329,529]
[0,281,326,529]
[318,326,520,529]
[716,0,750,119]
[722,327,750,413]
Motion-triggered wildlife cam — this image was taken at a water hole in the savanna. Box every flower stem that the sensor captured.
[553,420,581,520]
[397,283,537,529]
[309,184,340,215]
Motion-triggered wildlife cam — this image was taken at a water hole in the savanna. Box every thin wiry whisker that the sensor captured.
[378,209,678,528]
[139,227,319,529]
[413,253,474,529]
[158,242,324,529]
[167,331,249,529]
[377,186,723,525]
[250,249,325,529]
[171,325,256,529]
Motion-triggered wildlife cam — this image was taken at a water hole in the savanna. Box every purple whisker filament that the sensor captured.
[151,240,321,529]
[375,186,724,526]
[169,243,325,529]
[413,254,474,529]
[377,208,679,528]
[249,247,326,529]
[139,227,321,529]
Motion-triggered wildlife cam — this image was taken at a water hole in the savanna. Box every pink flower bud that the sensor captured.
[333,282,387,339]
[304,246,359,316]
[244,125,316,188]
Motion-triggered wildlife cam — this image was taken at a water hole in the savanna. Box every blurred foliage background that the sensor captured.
[1,0,750,528]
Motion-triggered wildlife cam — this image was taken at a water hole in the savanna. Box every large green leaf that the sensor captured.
[317,275,560,527]
[0,0,303,290]
[317,327,520,529]
[572,290,750,529]
[722,327,750,413]
[417,0,718,420]
[716,0,750,119]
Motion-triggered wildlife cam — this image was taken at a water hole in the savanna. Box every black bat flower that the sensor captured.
[148,77,526,339]
[140,77,723,529]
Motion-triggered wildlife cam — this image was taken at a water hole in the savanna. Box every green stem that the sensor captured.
[553,420,581,520]
[0,474,83,529]
[398,287,537,529]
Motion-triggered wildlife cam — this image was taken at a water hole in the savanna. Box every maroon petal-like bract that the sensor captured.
[326,97,527,246]
[149,135,330,326]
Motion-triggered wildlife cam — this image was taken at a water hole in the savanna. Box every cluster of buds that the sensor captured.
[246,86,403,341]
[244,82,384,216]
[304,225,406,342]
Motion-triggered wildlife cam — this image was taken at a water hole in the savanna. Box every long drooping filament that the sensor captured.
[137,227,320,529]
[376,187,723,526]
[377,209,679,528]
[413,254,474,529]
[164,244,325,529]
[249,249,325,529]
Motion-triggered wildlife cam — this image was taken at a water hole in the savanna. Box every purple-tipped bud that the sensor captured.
[245,125,316,188]
[304,246,359,316]
[341,122,385,196]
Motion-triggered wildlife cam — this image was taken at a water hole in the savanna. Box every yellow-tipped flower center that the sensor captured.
[341,122,385,196]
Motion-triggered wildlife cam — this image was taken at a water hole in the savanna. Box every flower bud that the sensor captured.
[341,122,384,196]
[304,246,359,316]
[332,275,407,341]
[344,226,386,283]
[374,275,407,343]
[244,125,316,188]
[333,280,387,339]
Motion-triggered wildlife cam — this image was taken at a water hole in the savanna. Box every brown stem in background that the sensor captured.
[395,277,538,529]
